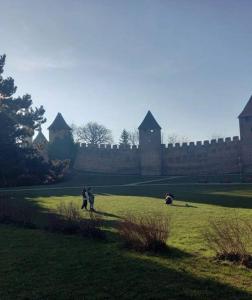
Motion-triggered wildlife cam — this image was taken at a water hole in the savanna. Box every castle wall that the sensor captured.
[162,136,241,175]
[73,137,241,176]
[74,144,140,174]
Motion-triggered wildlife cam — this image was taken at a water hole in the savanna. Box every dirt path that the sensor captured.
[0,181,251,193]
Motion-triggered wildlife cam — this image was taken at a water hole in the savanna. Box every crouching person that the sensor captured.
[165,192,174,205]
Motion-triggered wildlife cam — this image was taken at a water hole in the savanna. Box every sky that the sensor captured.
[1,0,252,143]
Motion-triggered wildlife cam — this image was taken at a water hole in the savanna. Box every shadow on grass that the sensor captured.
[0,224,251,300]
[1,179,252,210]
[94,210,122,219]
[171,203,198,208]
[1,193,252,299]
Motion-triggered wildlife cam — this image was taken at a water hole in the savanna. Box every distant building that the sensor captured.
[34,95,252,175]
[33,126,48,160]
[47,112,72,143]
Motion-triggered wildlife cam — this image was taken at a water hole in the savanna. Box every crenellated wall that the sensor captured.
[162,136,241,175]
[74,143,140,174]
[73,136,241,175]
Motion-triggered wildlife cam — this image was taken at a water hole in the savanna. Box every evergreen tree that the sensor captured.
[0,54,46,186]
[120,129,130,146]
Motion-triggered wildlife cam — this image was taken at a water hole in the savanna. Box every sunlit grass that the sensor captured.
[1,178,252,299]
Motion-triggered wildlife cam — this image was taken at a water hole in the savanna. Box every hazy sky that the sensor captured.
[1,0,252,143]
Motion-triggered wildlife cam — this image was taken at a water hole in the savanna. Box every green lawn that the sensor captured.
[1,175,252,299]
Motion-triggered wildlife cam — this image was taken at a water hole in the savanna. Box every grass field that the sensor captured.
[1,173,252,299]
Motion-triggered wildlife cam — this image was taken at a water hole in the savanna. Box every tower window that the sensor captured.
[150,129,154,133]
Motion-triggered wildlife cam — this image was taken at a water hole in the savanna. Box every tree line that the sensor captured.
[0,54,68,187]
[71,123,139,146]
[0,54,139,187]
[71,124,197,146]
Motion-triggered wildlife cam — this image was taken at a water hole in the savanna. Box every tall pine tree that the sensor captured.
[0,54,46,186]
[120,129,130,146]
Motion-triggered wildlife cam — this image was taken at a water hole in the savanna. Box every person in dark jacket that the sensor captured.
[81,187,88,210]
[165,192,174,205]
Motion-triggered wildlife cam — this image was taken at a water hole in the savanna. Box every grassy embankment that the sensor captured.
[1,174,252,299]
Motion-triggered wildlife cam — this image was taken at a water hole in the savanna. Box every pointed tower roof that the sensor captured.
[138,111,161,130]
[33,128,48,145]
[239,96,252,118]
[48,113,71,130]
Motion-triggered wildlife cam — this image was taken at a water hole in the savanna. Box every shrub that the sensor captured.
[118,214,171,252]
[203,217,252,268]
[0,197,37,228]
[47,159,70,183]
[47,202,105,239]
[56,201,81,222]
[47,201,81,234]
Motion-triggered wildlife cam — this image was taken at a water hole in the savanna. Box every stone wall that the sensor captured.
[162,136,241,175]
[73,137,241,175]
[74,144,140,174]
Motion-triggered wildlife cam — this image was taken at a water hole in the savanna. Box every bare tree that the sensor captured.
[71,123,78,142]
[128,129,139,145]
[167,133,190,144]
[76,122,113,145]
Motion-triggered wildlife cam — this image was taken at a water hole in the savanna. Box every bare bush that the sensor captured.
[0,197,37,228]
[48,202,105,239]
[118,214,171,252]
[56,201,81,223]
[203,217,252,268]
[47,201,81,234]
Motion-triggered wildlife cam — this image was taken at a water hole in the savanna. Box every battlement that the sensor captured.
[78,143,139,151]
[75,143,140,175]
[164,136,240,150]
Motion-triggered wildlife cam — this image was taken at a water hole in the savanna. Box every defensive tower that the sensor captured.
[138,111,162,175]
[48,112,72,143]
[239,95,252,172]
[33,126,48,160]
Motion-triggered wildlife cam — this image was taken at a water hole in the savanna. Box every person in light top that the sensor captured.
[87,187,95,211]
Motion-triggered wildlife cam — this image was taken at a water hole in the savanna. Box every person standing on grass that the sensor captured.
[81,187,89,210]
[88,187,95,211]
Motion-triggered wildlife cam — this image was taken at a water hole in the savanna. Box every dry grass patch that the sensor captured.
[203,217,252,268]
[47,201,105,239]
[118,214,171,252]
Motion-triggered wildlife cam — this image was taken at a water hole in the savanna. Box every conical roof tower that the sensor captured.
[48,112,72,131]
[33,127,48,145]
[138,111,161,130]
[48,112,71,143]
[239,95,252,118]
